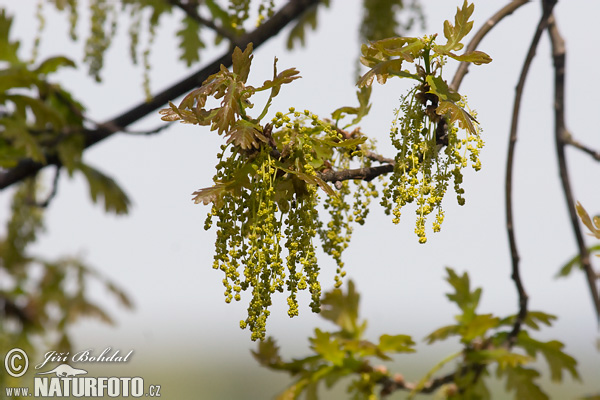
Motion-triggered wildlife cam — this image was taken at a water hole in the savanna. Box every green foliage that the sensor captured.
[286,0,330,50]
[0,179,132,391]
[558,202,600,277]
[256,268,579,399]
[252,281,415,399]
[176,16,205,67]
[161,44,374,340]
[359,1,490,243]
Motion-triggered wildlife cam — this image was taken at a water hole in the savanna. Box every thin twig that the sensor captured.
[505,0,557,346]
[451,0,531,91]
[121,122,174,136]
[564,133,600,162]
[38,166,61,208]
[167,0,237,43]
[547,14,600,320]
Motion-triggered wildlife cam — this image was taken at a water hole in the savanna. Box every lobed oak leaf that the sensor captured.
[76,162,130,215]
[176,17,205,67]
[251,337,283,367]
[576,202,600,239]
[310,329,345,366]
[378,334,416,353]
[357,58,404,87]
[371,36,424,60]
[226,120,269,150]
[438,0,474,53]
[259,59,301,98]
[439,49,492,65]
[517,332,580,382]
[499,366,548,400]
[426,75,461,102]
[436,100,477,136]
[232,43,253,83]
[191,183,230,206]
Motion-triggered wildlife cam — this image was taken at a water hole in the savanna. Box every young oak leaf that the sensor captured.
[251,337,283,367]
[438,0,474,53]
[500,366,549,400]
[378,334,416,353]
[320,280,362,335]
[191,183,231,206]
[357,58,404,87]
[426,75,461,102]
[436,100,477,136]
[310,329,345,366]
[517,332,580,382]
[576,202,600,239]
[445,267,481,321]
[176,16,205,67]
[258,59,301,98]
[371,36,424,60]
[226,119,269,150]
[232,43,253,84]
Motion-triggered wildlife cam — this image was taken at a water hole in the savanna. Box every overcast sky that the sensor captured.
[1,0,599,396]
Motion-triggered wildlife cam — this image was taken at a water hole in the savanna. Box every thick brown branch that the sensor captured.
[0,0,321,190]
[505,0,556,346]
[548,15,600,320]
[451,0,530,91]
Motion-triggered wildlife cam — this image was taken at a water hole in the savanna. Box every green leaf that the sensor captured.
[320,280,361,335]
[0,10,21,64]
[76,162,131,215]
[466,348,532,369]
[176,17,205,67]
[461,314,500,342]
[557,244,600,277]
[357,58,404,87]
[286,6,318,49]
[499,311,557,331]
[0,118,46,163]
[277,165,337,197]
[321,136,368,149]
[226,120,268,150]
[191,183,231,206]
[378,334,415,353]
[436,100,478,136]
[439,49,492,65]
[370,36,425,60]
[310,329,345,366]
[517,331,580,382]
[34,56,76,75]
[252,337,282,367]
[426,75,461,102]
[499,366,548,400]
[56,133,84,175]
[232,43,253,84]
[576,202,600,239]
[424,324,460,344]
[331,87,372,127]
[258,61,301,98]
[438,0,474,53]
[445,267,481,320]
